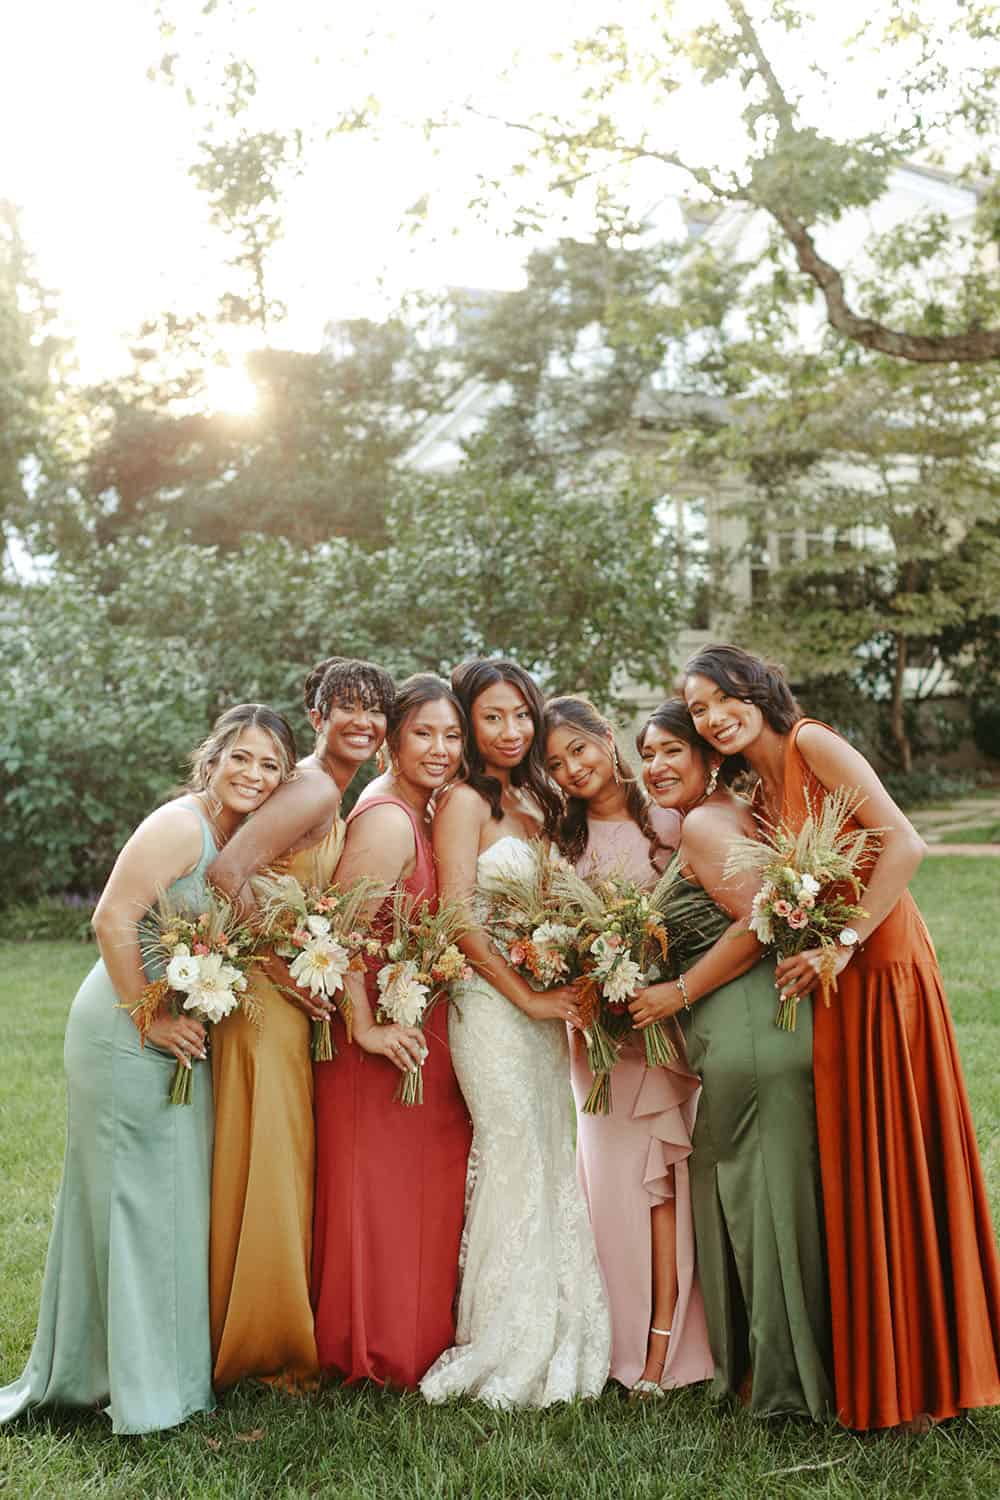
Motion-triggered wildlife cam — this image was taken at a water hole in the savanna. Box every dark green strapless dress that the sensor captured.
[674,881,833,1419]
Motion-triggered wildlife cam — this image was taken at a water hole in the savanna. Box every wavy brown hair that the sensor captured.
[544,695,668,873]
[188,703,298,790]
[450,658,561,827]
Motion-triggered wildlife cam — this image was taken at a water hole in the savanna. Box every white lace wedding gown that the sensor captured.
[420,837,611,1407]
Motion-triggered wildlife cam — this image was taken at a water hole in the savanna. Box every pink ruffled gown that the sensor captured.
[570,806,713,1390]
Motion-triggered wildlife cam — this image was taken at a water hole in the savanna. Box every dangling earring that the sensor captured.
[612,752,622,786]
[704,761,720,798]
[390,754,400,776]
[376,747,387,774]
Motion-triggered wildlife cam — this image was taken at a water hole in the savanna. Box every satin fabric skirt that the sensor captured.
[680,958,833,1420]
[0,959,214,1435]
[210,976,318,1389]
[569,1032,713,1390]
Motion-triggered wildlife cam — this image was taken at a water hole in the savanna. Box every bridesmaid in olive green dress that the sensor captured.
[0,705,295,1435]
[629,700,832,1421]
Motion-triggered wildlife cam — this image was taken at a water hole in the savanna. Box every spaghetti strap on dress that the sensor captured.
[783,719,1000,1429]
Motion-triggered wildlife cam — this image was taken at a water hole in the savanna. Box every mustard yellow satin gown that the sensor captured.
[210,821,344,1390]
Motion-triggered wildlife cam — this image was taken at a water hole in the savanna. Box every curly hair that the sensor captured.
[544,694,668,873]
[450,657,561,828]
[310,657,395,721]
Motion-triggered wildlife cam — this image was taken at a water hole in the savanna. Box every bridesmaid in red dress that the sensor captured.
[683,644,1000,1431]
[311,674,473,1388]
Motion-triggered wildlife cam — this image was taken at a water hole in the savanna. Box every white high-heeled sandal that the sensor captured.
[629,1327,671,1400]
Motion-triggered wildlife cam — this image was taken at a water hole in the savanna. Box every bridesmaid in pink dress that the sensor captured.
[544,696,713,1396]
[311,674,473,1388]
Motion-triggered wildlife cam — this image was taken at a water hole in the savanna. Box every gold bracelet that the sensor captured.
[677,972,692,1011]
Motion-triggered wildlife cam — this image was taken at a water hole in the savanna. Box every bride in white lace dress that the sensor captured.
[420,660,610,1408]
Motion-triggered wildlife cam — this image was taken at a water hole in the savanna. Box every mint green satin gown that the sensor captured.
[674,880,833,1420]
[0,808,217,1434]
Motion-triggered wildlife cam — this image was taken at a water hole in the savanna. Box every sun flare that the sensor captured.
[201,361,259,416]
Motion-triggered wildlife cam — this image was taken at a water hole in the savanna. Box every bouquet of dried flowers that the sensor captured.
[132,893,259,1104]
[374,890,472,1105]
[725,785,882,1029]
[253,872,386,1058]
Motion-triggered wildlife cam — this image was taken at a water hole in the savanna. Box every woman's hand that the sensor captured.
[520,983,583,1029]
[144,1012,208,1067]
[355,1022,427,1073]
[774,945,853,1004]
[629,981,684,1029]
[263,954,334,1022]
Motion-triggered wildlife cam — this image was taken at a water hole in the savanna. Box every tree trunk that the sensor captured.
[889,633,913,773]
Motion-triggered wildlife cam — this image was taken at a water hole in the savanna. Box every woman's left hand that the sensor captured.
[629,982,684,1029]
[774,945,853,1004]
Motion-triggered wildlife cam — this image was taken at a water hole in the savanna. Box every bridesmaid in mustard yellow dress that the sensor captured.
[207,657,395,1390]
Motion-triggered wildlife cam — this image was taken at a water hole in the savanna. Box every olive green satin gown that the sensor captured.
[0,810,217,1435]
[675,881,833,1419]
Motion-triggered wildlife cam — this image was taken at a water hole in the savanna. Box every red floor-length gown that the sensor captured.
[311,795,472,1389]
[783,719,1000,1429]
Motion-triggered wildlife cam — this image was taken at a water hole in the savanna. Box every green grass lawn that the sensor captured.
[1,858,998,1499]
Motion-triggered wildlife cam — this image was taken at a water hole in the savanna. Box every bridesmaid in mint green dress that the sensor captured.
[0,704,295,1435]
[629,700,832,1421]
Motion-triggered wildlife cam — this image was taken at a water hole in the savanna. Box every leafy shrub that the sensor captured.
[0,898,96,943]
[881,766,984,809]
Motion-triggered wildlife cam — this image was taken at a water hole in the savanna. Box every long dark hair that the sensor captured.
[683,644,801,777]
[636,698,742,787]
[544,695,667,872]
[387,673,469,781]
[450,657,561,827]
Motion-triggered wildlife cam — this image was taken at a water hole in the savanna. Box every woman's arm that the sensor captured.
[91,803,213,1064]
[207,769,340,907]
[774,721,927,1002]
[333,802,426,1072]
[630,807,764,1027]
[433,786,582,1027]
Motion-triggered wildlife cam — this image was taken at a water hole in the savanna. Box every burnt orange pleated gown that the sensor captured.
[783,720,1000,1429]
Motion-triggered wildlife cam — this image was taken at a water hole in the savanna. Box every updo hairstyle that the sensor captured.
[386,673,468,779]
[188,703,298,791]
[310,657,395,722]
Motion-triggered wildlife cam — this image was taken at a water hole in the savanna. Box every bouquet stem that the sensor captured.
[311,1017,336,1061]
[643,1020,678,1067]
[581,1020,620,1114]
[169,1059,195,1105]
[775,993,799,1031]
[582,1070,613,1116]
[394,1058,425,1107]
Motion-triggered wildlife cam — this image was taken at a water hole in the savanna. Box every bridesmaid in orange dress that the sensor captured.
[311,674,473,1389]
[683,644,1000,1431]
[207,657,395,1390]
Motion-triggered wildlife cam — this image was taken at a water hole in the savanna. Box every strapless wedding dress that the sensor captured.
[420,837,610,1407]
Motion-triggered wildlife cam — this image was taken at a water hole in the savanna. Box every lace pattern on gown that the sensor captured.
[420,837,610,1407]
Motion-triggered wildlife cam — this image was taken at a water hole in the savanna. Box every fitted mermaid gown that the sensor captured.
[420,836,611,1408]
[0,807,218,1435]
[675,878,833,1420]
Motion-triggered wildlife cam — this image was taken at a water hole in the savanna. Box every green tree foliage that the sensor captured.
[1,454,679,900]
[63,310,448,550]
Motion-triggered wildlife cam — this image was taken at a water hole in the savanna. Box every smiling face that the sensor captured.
[395,697,465,793]
[312,697,388,770]
[638,722,710,813]
[208,726,285,818]
[683,671,765,757]
[545,723,614,802]
[470,681,535,773]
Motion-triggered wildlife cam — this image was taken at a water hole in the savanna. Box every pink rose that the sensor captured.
[773,899,793,918]
[787,909,808,930]
[193,941,210,956]
[509,941,528,966]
